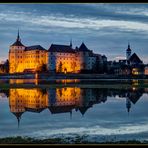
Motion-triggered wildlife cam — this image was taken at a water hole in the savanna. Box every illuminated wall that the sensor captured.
[24,50,47,71]
[48,52,81,73]
[132,68,140,75]
[9,45,47,73]
[9,45,26,73]
[47,51,98,73]
[145,67,148,75]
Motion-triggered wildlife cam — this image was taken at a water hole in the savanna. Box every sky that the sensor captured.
[0,3,148,63]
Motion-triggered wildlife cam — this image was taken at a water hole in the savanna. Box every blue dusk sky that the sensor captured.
[0,3,148,63]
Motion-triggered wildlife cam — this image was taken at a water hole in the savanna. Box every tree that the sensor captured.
[37,64,47,72]
[40,64,47,72]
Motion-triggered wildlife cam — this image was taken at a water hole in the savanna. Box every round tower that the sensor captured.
[9,30,25,73]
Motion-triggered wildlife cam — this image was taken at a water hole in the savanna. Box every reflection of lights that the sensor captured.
[132,87,136,91]
[56,79,80,84]
[35,73,38,79]
[132,68,139,75]
[132,80,139,86]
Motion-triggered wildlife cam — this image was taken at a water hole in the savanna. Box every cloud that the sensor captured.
[115,56,126,60]
[1,9,148,34]
[0,4,147,63]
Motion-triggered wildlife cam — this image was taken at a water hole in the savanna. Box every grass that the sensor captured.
[0,136,147,144]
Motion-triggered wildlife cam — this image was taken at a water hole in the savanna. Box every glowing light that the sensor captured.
[132,87,136,91]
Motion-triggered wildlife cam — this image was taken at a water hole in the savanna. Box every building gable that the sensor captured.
[129,53,142,64]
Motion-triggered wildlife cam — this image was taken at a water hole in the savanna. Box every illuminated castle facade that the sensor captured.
[9,31,47,73]
[9,31,106,73]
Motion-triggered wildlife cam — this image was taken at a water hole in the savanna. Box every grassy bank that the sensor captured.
[0,136,147,144]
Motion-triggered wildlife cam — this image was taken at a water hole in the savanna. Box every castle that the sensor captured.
[9,31,47,73]
[9,31,106,74]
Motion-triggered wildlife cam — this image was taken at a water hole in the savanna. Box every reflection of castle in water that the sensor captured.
[1,87,147,126]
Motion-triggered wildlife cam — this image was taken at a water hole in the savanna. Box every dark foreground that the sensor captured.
[0,136,147,144]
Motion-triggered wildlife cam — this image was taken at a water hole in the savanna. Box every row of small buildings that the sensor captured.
[3,31,148,75]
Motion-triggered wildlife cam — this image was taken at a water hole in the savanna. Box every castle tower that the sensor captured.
[9,30,26,73]
[126,43,132,60]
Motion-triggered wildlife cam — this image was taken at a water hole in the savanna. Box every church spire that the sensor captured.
[126,42,132,60]
[70,39,72,48]
[17,29,21,42]
[17,116,20,129]
[128,42,130,49]
[70,110,72,119]
[126,98,131,115]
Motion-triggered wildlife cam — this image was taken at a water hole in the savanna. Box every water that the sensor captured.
[0,79,148,142]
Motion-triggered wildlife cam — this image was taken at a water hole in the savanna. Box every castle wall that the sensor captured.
[9,46,25,73]
[9,46,47,73]
[48,52,81,73]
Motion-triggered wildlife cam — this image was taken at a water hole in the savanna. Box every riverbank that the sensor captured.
[0,136,147,144]
[0,73,148,80]
[0,81,148,89]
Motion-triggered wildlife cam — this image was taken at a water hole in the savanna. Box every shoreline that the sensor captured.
[0,73,148,80]
[0,82,148,89]
[0,136,146,144]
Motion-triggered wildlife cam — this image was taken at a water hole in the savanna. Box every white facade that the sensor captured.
[47,43,101,73]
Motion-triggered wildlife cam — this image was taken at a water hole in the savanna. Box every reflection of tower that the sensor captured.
[70,110,72,119]
[70,39,72,48]
[9,88,48,128]
[126,98,131,115]
[12,112,24,128]
[79,106,90,117]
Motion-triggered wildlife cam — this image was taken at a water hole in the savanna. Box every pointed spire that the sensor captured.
[17,29,21,42]
[126,98,131,115]
[70,39,72,48]
[70,110,72,119]
[128,42,130,49]
[17,116,20,129]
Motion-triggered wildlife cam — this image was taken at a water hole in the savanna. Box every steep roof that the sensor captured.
[129,53,142,63]
[48,44,75,53]
[12,112,24,128]
[78,42,90,51]
[11,40,25,46]
[25,45,46,51]
[11,30,25,47]
[128,93,142,104]
[12,112,24,118]
[78,106,90,115]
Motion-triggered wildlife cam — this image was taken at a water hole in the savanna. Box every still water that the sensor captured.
[0,81,148,142]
